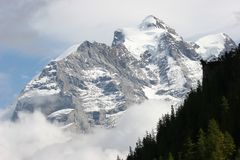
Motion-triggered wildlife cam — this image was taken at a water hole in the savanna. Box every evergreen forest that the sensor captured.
[124,45,240,160]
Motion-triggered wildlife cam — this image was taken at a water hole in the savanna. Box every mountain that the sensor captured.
[12,15,237,131]
[126,46,240,160]
[194,33,236,62]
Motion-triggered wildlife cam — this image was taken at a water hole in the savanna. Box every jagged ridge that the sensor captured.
[12,15,237,131]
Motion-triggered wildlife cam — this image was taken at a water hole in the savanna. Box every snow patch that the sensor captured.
[19,74,61,100]
[122,27,166,60]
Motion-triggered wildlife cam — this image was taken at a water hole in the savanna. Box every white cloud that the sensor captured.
[0,112,69,160]
[0,100,173,160]
[0,0,65,56]
[1,0,240,56]
[235,12,240,24]
[33,0,240,45]
[0,0,46,53]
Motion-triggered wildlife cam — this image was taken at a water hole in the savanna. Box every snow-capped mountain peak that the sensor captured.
[139,15,177,34]
[139,15,165,30]
[112,15,182,60]
[13,16,237,132]
[195,33,236,61]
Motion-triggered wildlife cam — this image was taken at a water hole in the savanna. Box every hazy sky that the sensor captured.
[0,0,240,107]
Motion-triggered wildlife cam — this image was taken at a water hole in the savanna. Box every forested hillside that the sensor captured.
[125,45,240,160]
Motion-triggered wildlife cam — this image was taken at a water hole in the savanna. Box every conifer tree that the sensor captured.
[223,132,235,159]
[235,149,240,160]
[196,129,206,160]
[158,156,163,160]
[205,119,235,160]
[117,155,122,160]
[182,137,195,160]
[127,146,134,160]
[206,119,225,160]
[167,152,174,160]
[220,96,230,130]
[171,105,175,121]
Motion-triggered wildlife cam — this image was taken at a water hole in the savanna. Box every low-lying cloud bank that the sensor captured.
[0,100,173,160]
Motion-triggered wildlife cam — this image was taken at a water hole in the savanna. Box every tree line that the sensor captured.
[122,44,240,160]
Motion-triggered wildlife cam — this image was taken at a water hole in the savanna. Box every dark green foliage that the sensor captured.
[181,137,194,160]
[196,129,206,160]
[125,46,240,160]
[204,119,235,160]
[185,120,235,160]
[220,96,230,130]
[167,152,174,160]
[235,149,240,160]
[223,132,235,159]
[158,156,163,160]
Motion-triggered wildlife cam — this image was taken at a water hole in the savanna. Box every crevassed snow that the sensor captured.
[196,33,230,61]
[54,44,80,61]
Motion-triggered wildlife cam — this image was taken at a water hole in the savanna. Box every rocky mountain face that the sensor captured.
[12,15,237,132]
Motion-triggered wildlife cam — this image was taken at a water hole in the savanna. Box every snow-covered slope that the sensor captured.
[112,15,180,60]
[195,33,236,61]
[113,15,202,98]
[12,15,237,131]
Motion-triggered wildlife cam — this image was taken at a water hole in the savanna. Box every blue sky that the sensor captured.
[0,39,69,108]
[0,0,240,108]
[0,47,47,107]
